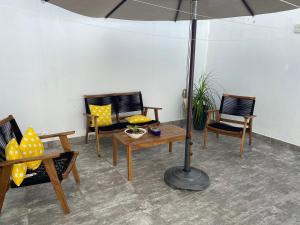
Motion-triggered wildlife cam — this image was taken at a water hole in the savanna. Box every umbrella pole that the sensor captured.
[164,0,210,191]
[183,15,197,173]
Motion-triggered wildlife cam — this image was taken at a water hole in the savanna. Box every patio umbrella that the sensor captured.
[46,0,299,190]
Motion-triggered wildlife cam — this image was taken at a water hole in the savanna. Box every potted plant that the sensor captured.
[124,125,147,139]
[192,73,218,130]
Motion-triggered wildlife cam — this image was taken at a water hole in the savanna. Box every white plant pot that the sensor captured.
[124,128,147,139]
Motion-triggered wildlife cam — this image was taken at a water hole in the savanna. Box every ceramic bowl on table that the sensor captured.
[124,128,147,139]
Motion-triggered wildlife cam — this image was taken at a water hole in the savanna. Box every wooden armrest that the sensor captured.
[84,113,91,118]
[84,113,98,118]
[143,107,162,121]
[39,131,75,140]
[143,106,162,110]
[85,114,99,128]
[244,115,256,120]
[205,109,219,127]
[0,151,61,167]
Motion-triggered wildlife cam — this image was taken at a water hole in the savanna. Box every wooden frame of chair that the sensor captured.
[203,94,256,158]
[84,92,162,157]
[0,115,80,214]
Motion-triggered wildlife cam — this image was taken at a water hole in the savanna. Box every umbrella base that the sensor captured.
[164,166,210,191]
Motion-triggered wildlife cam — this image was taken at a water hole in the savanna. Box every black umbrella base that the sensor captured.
[164,166,210,191]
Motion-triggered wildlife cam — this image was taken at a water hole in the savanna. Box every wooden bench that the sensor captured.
[84,91,162,156]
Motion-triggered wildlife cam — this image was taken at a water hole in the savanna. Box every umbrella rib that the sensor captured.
[279,0,299,8]
[174,0,183,22]
[105,0,128,19]
[241,0,255,16]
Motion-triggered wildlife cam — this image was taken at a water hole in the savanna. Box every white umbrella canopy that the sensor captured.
[48,0,299,20]
[46,0,299,191]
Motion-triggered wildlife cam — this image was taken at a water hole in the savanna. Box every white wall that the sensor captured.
[0,0,209,137]
[4,1,297,146]
[205,9,300,146]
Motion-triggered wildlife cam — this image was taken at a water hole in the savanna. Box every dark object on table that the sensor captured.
[148,127,161,136]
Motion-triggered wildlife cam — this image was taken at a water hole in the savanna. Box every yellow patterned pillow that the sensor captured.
[5,139,27,186]
[89,104,112,127]
[20,128,44,170]
[125,115,152,124]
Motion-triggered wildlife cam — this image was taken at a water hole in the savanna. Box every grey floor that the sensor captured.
[1,130,300,225]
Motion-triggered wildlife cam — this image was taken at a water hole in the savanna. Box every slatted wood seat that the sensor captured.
[0,115,80,214]
[203,94,256,158]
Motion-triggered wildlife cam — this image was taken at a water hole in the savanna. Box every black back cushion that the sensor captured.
[84,95,117,114]
[84,92,143,115]
[0,117,23,162]
[219,95,255,117]
[117,93,143,113]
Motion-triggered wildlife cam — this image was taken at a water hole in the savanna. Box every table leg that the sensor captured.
[113,137,117,166]
[168,142,173,153]
[127,146,132,181]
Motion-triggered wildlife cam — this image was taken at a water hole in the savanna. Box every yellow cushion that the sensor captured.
[20,128,44,170]
[125,115,152,124]
[5,139,27,186]
[89,104,112,127]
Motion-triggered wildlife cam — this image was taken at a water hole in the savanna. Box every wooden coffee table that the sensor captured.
[112,125,186,181]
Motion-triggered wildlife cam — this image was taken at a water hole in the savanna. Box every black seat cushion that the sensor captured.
[89,120,159,132]
[131,120,158,126]
[99,120,158,132]
[208,122,247,133]
[10,152,74,188]
[88,123,127,132]
[98,122,128,132]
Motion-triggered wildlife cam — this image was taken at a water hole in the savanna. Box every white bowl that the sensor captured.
[124,128,147,139]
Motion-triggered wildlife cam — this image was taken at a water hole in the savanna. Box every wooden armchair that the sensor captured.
[203,94,256,158]
[0,115,80,214]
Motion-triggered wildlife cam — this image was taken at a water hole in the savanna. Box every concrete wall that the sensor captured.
[205,9,300,146]
[0,0,209,137]
[2,0,299,146]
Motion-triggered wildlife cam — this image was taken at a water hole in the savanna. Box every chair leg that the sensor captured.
[85,131,89,144]
[43,159,70,214]
[240,139,244,158]
[154,109,159,121]
[71,166,80,184]
[249,131,253,145]
[59,136,80,184]
[85,117,90,144]
[240,133,247,158]
[240,119,250,158]
[168,142,173,153]
[203,128,208,148]
[249,121,253,145]
[0,165,12,213]
[95,131,101,157]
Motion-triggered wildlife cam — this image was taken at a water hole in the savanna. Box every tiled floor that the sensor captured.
[1,130,300,225]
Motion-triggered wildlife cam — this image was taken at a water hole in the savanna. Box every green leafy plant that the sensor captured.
[192,73,219,130]
[126,125,143,134]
